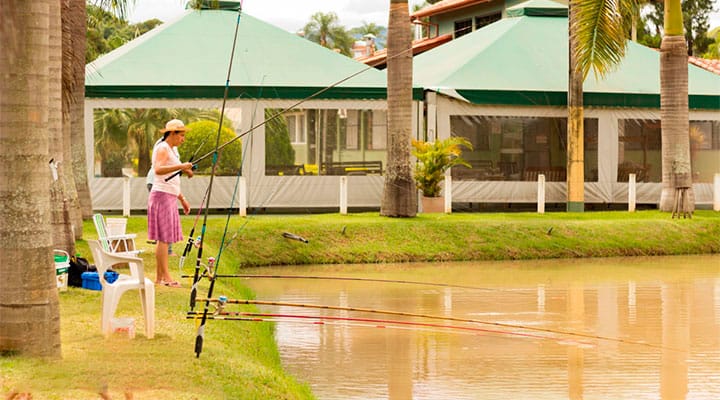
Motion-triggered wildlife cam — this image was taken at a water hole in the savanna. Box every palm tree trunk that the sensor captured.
[567,2,584,212]
[659,0,692,212]
[50,0,76,254]
[0,0,62,358]
[380,0,417,217]
[70,0,93,221]
[61,0,85,238]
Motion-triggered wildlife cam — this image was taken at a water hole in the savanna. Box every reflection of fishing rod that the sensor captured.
[182,274,512,292]
[186,311,558,341]
[194,298,681,351]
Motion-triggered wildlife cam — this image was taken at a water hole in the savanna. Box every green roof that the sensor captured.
[86,6,391,100]
[414,1,720,110]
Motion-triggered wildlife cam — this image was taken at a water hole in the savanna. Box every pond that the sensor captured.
[239,255,720,400]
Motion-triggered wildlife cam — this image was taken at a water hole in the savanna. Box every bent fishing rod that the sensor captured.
[181,273,527,293]
[194,298,683,352]
[193,1,245,359]
[187,311,561,342]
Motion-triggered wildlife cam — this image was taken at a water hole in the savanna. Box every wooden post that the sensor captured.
[237,176,247,217]
[537,174,545,214]
[714,173,720,212]
[122,175,130,217]
[339,176,348,215]
[444,176,452,213]
[628,173,636,212]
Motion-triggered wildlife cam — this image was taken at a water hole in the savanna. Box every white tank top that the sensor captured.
[151,141,181,196]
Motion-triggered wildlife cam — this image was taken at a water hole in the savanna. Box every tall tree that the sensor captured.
[658,0,692,211]
[302,12,354,56]
[0,0,62,357]
[380,0,417,217]
[644,0,715,56]
[570,0,638,212]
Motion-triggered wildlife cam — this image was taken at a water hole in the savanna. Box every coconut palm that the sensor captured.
[380,0,417,217]
[302,12,354,56]
[0,0,62,357]
[572,0,691,212]
[658,0,691,211]
[569,0,638,212]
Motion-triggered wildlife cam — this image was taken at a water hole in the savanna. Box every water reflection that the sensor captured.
[240,256,720,400]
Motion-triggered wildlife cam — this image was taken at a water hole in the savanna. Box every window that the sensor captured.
[286,113,306,144]
[475,12,501,30]
[454,19,472,38]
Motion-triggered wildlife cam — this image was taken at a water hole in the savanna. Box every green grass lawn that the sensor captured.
[1,210,718,399]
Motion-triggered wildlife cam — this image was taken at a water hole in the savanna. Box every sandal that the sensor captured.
[159,280,182,288]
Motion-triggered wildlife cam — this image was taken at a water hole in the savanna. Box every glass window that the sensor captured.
[475,12,501,30]
[449,115,598,182]
[617,120,660,182]
[690,120,720,183]
[265,108,387,176]
[454,19,472,38]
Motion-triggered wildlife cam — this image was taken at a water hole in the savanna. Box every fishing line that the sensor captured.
[195,298,684,352]
[186,311,566,342]
[183,273,531,293]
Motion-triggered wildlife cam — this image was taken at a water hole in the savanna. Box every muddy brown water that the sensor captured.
[238,255,720,399]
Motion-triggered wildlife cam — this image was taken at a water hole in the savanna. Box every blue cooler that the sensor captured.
[81,271,119,291]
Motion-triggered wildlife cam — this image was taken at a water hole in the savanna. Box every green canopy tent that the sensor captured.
[413,0,720,206]
[86,1,422,211]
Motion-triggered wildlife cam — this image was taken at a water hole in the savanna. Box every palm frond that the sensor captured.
[571,0,635,80]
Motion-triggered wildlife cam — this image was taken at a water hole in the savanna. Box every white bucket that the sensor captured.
[111,317,136,339]
[53,250,70,292]
[106,218,127,236]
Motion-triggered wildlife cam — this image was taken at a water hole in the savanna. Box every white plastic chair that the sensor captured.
[88,240,155,339]
[92,213,142,256]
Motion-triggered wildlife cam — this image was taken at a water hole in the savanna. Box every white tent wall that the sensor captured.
[435,94,719,206]
[86,98,426,212]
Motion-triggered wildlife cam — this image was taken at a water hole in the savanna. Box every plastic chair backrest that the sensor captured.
[88,240,145,286]
[92,214,112,252]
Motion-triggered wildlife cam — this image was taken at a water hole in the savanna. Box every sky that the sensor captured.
[127,0,720,33]
[128,0,426,32]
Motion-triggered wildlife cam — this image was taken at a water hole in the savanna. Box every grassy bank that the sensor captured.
[197,210,720,266]
[2,210,718,399]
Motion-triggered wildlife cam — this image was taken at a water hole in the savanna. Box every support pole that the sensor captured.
[122,174,130,217]
[537,174,545,214]
[339,176,348,215]
[237,176,247,217]
[714,173,720,212]
[444,176,452,213]
[628,173,636,212]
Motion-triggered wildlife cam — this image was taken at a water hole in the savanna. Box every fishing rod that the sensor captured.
[193,2,245,359]
[186,311,562,342]
[195,297,682,352]
[181,274,526,293]
[179,183,211,276]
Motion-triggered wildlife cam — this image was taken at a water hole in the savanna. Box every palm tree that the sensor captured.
[0,0,62,357]
[302,12,354,56]
[658,0,691,211]
[570,0,637,212]
[380,0,417,217]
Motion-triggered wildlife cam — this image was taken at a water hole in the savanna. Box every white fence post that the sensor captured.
[122,175,131,217]
[537,174,545,214]
[339,176,348,215]
[714,173,720,212]
[628,173,636,212]
[444,176,452,213]
[237,176,247,217]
